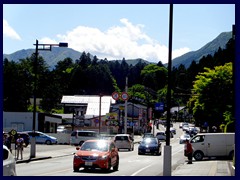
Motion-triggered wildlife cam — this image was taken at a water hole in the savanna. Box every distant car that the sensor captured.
[170,127,176,134]
[113,134,134,151]
[187,127,199,137]
[182,125,189,131]
[73,139,119,172]
[25,131,57,145]
[156,131,167,141]
[179,134,191,144]
[179,122,188,128]
[57,125,67,133]
[3,145,16,176]
[142,133,154,139]
[138,137,162,155]
[70,130,100,146]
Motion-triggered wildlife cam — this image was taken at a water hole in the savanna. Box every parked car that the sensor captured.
[156,131,166,141]
[179,134,191,144]
[142,133,154,139]
[25,131,57,145]
[70,130,100,146]
[16,132,30,147]
[73,139,119,172]
[3,145,16,176]
[190,133,235,161]
[138,137,162,155]
[113,134,134,151]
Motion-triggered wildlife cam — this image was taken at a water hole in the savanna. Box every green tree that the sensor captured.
[188,62,233,128]
[141,64,167,91]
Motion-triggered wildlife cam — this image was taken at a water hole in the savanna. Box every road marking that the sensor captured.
[130,164,152,176]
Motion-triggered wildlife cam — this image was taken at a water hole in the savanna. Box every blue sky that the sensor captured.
[3,4,235,64]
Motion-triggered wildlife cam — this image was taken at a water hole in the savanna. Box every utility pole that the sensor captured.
[163,3,173,176]
[124,77,128,134]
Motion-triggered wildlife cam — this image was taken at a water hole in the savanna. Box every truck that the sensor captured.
[190,133,235,161]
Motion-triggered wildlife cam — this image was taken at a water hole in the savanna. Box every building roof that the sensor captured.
[61,95,116,116]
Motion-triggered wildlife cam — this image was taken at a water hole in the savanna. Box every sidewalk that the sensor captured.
[172,159,234,176]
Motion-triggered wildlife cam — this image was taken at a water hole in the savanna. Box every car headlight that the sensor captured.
[99,155,108,160]
[74,155,81,159]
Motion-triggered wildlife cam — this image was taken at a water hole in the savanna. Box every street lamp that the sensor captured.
[31,40,68,158]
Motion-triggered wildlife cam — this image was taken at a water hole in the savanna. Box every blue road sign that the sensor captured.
[155,102,164,112]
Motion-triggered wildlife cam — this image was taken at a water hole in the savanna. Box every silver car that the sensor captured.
[3,145,16,176]
[114,134,134,151]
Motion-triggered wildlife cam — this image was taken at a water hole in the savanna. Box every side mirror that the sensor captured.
[76,147,80,150]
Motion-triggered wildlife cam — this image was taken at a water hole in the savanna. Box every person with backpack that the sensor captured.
[16,134,24,160]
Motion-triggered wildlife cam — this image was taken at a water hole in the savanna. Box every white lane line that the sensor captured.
[130,147,183,176]
[130,164,152,176]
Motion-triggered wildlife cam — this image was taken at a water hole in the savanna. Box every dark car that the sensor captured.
[138,137,162,156]
[16,132,30,147]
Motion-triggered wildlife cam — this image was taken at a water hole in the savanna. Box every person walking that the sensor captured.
[185,139,193,164]
[16,134,24,160]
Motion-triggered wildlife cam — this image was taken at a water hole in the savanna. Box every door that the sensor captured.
[191,135,206,153]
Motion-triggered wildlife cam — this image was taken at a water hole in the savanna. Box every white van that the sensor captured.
[70,130,100,145]
[190,133,235,161]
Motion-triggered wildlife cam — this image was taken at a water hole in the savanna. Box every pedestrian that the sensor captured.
[3,133,12,152]
[16,134,24,160]
[185,139,193,164]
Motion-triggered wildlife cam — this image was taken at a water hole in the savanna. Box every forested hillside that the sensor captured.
[3,38,235,128]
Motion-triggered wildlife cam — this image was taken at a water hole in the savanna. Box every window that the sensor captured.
[191,135,205,143]
[115,136,128,140]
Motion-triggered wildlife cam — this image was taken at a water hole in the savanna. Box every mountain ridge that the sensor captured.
[3,31,232,69]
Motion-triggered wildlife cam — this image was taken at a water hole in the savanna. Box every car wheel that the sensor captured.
[73,167,79,172]
[193,151,204,161]
[46,140,51,145]
[113,157,119,171]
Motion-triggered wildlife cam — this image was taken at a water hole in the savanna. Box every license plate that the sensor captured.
[146,149,150,152]
[85,161,93,166]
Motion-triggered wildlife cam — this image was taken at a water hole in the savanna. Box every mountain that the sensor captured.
[3,31,232,69]
[171,31,232,68]
[3,47,82,69]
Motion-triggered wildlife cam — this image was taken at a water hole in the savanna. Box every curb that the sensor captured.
[16,156,52,164]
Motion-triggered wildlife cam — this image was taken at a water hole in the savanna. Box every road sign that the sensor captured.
[121,92,129,101]
[155,102,164,112]
[112,92,120,100]
[9,129,17,136]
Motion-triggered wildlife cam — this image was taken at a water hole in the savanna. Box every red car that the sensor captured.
[73,139,119,172]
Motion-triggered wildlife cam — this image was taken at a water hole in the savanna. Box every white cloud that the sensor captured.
[3,19,21,40]
[54,18,190,64]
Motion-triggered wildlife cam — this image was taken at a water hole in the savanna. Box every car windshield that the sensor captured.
[115,136,128,140]
[80,141,109,152]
